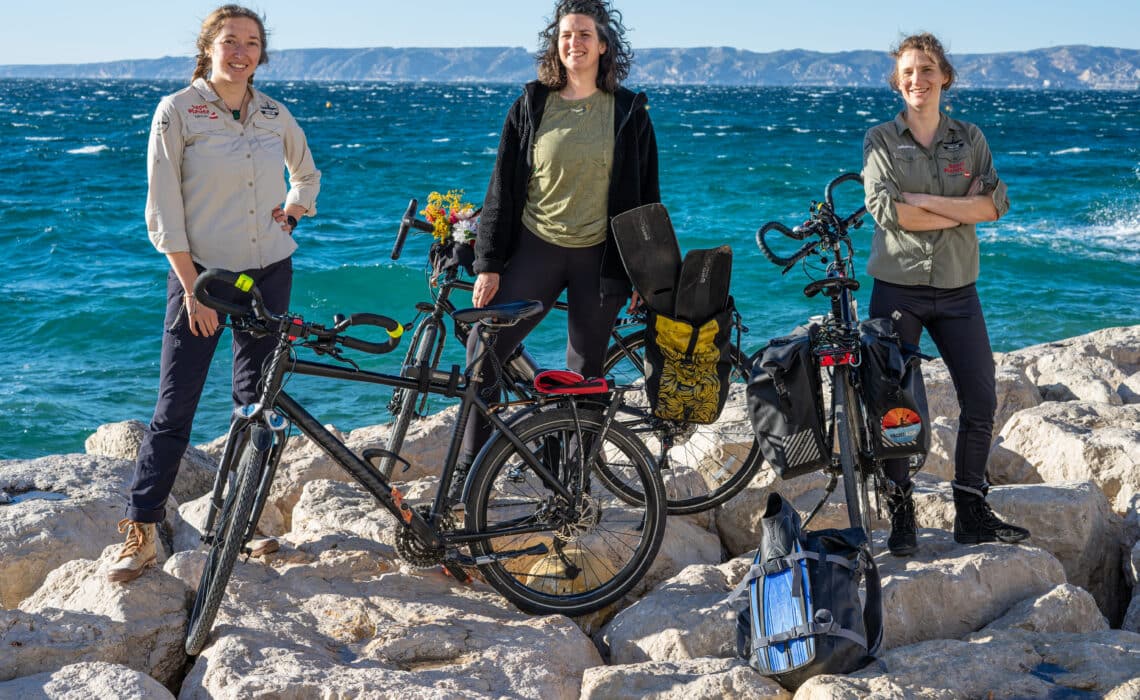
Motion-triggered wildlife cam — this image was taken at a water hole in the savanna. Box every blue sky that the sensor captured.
[3,0,1138,65]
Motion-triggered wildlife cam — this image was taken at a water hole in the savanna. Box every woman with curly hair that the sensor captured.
[455,0,660,495]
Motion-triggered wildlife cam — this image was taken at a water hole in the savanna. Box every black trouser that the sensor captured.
[870,280,995,490]
[461,228,625,460]
[125,257,292,523]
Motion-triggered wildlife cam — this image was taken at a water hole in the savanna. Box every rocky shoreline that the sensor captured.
[2,325,1138,698]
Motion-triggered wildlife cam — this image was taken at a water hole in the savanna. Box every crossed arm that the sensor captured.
[897,177,999,231]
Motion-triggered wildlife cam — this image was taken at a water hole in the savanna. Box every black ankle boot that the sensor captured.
[952,481,1031,544]
[886,481,917,557]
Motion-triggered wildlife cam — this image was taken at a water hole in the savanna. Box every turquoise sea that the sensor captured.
[2,79,1138,459]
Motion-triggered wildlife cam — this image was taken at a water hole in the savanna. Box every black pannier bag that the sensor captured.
[729,493,883,691]
[747,326,829,479]
[643,300,736,424]
[857,318,930,460]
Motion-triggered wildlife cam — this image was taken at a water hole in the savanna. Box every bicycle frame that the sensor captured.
[210,321,624,558]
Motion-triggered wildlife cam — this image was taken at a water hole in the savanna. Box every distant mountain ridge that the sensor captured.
[3,45,1138,89]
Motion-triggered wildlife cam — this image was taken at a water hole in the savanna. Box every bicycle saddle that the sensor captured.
[452,299,544,326]
[803,278,860,299]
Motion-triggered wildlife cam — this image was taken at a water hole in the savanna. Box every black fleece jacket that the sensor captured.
[474,80,661,296]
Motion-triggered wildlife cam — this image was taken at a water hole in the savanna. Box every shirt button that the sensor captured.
[249,181,254,187]
[246,154,252,159]
[249,210,255,215]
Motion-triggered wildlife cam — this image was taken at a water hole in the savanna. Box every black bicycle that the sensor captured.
[756,173,921,541]
[387,199,764,515]
[184,268,666,655]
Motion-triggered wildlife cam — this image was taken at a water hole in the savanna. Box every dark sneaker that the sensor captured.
[952,481,1031,544]
[886,481,917,557]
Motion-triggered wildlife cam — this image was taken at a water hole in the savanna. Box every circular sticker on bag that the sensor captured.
[881,407,922,445]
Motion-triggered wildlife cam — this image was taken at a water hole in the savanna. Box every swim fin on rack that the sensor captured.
[674,244,733,324]
[611,203,683,316]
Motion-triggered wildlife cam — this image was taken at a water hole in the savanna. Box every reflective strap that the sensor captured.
[755,619,868,651]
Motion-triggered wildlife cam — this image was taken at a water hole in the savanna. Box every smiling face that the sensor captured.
[895,48,948,113]
[558,13,606,79]
[208,17,263,86]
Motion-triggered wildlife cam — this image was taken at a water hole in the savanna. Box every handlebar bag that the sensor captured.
[747,326,829,479]
[642,299,735,424]
[729,493,883,691]
[857,318,930,460]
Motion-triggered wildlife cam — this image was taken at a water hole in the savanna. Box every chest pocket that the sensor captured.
[184,115,230,160]
[936,142,975,197]
[891,147,930,195]
[251,119,285,162]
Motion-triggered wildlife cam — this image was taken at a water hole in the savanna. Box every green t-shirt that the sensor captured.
[522,90,615,248]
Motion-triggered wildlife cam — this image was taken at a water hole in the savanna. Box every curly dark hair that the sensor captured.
[192,5,270,83]
[888,32,955,92]
[535,0,633,93]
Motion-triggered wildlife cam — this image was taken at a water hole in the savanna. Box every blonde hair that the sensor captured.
[191,5,269,82]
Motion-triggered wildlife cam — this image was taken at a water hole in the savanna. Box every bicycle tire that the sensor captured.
[601,329,763,514]
[466,408,666,617]
[383,317,443,478]
[184,424,268,655]
[833,368,866,533]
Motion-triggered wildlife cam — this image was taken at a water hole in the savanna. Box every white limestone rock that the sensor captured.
[0,661,173,699]
[986,401,1140,511]
[84,419,217,505]
[579,657,789,700]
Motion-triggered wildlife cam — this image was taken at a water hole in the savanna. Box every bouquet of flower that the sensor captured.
[421,190,479,246]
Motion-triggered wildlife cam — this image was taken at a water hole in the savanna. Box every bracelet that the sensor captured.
[184,292,199,315]
[286,214,298,229]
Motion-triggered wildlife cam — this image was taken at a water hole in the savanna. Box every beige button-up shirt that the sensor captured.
[145,78,320,271]
[862,111,1009,289]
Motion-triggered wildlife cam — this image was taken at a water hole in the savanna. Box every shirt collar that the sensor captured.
[892,110,954,145]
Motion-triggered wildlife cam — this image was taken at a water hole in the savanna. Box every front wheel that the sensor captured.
[602,329,763,514]
[466,408,666,617]
[184,425,268,656]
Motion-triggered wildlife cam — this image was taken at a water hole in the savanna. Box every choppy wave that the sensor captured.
[1050,147,1091,156]
[66,144,109,155]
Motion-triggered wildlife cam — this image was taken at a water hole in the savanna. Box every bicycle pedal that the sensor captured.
[441,560,473,584]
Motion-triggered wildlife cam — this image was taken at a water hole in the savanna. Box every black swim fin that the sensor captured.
[611,203,683,315]
[674,244,732,323]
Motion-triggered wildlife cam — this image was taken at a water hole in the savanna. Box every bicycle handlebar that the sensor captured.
[193,268,403,355]
[755,173,867,274]
[390,199,435,261]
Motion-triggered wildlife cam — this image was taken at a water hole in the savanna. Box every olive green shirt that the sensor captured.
[862,111,1010,288]
[522,91,614,248]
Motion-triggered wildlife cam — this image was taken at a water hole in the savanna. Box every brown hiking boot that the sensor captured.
[106,519,157,583]
[248,537,280,557]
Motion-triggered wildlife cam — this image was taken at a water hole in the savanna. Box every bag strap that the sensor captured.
[754,619,869,650]
[724,550,859,604]
[860,548,885,655]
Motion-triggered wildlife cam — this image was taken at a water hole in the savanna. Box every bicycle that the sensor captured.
[387,199,765,515]
[184,267,666,655]
[755,172,924,543]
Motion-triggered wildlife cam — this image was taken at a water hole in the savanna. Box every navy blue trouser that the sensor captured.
[125,258,292,522]
[870,280,996,489]
[461,228,626,460]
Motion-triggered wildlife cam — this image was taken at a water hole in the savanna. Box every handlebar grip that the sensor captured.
[842,205,868,231]
[756,221,809,267]
[338,313,404,354]
[825,172,864,211]
[391,199,419,261]
[193,268,258,318]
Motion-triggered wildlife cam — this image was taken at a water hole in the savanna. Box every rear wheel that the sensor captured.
[602,329,763,514]
[184,425,268,656]
[466,408,666,617]
[833,368,869,535]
